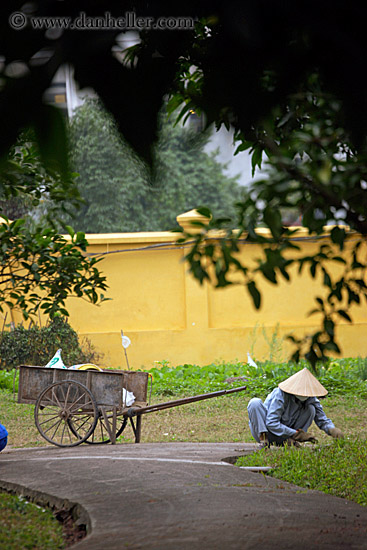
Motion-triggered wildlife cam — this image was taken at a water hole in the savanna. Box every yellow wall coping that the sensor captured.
[79,231,177,245]
[60,209,353,246]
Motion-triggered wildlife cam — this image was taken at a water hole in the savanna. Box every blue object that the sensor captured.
[0,423,8,451]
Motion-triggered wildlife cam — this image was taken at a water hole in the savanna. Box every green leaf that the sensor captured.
[347,288,360,305]
[310,261,318,278]
[323,318,335,336]
[324,341,341,353]
[65,226,75,238]
[166,94,184,116]
[263,206,282,239]
[259,264,277,283]
[251,147,263,177]
[234,140,253,155]
[322,268,332,288]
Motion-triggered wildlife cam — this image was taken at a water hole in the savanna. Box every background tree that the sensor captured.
[68,99,151,233]
[149,113,241,230]
[68,99,242,232]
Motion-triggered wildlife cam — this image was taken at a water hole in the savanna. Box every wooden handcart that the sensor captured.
[17,365,246,448]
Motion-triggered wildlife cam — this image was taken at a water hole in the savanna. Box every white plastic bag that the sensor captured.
[123,388,135,406]
[45,349,67,369]
[121,335,131,349]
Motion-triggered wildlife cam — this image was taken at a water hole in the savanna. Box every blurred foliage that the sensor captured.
[0,129,81,228]
[175,85,367,367]
[2,2,366,164]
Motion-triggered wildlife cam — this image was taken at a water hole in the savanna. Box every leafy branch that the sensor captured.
[0,219,108,320]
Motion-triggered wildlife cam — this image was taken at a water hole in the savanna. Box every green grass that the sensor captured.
[236,438,367,506]
[147,357,367,398]
[0,492,65,550]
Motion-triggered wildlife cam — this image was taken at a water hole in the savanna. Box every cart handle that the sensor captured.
[126,385,247,417]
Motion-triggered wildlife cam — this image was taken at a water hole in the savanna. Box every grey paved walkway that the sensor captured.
[1,442,367,549]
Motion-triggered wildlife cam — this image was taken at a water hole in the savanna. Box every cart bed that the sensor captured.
[18,365,148,409]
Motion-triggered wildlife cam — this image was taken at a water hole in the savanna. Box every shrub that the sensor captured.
[0,317,100,370]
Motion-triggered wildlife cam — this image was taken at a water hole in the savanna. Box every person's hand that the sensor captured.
[329,427,344,439]
[293,429,317,443]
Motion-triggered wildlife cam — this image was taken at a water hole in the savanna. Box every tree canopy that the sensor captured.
[67,99,151,233]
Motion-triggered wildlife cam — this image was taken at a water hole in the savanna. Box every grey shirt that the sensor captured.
[263,388,335,437]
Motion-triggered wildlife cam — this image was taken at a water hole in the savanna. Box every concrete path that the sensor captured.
[1,443,367,549]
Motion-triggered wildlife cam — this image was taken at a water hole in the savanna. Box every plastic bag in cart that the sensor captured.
[45,349,67,369]
[123,388,135,406]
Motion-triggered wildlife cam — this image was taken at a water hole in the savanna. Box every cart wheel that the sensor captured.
[34,380,98,447]
[84,414,128,444]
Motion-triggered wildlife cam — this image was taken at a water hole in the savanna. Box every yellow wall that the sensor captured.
[50,210,366,370]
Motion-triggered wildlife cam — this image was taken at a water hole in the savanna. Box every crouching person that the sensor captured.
[247,368,344,448]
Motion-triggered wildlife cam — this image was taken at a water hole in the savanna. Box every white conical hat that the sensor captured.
[278,367,328,397]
